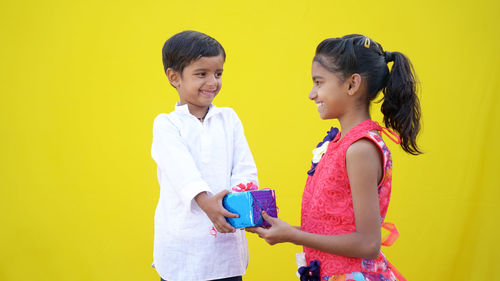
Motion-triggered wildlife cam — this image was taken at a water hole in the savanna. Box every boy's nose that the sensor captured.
[206,74,218,86]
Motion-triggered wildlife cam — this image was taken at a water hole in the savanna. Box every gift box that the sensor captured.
[223,189,277,228]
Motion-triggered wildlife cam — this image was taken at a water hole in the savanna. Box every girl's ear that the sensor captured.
[166,68,180,88]
[347,73,362,96]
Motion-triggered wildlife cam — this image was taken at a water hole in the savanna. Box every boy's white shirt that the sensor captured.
[151,103,258,281]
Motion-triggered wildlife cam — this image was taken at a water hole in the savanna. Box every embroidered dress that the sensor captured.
[301,120,402,280]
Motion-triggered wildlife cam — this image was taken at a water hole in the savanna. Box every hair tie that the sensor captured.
[364,37,371,48]
[384,51,394,63]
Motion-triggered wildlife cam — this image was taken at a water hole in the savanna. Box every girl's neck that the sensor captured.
[338,110,371,137]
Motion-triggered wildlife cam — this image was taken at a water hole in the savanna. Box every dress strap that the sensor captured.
[379,125,401,144]
[381,222,399,247]
[387,260,407,281]
[381,222,406,280]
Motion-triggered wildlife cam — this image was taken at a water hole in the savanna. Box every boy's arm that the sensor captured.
[152,115,212,209]
[195,191,238,233]
[152,115,237,232]
[229,110,258,187]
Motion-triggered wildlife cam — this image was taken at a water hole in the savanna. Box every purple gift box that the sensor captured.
[222,189,277,228]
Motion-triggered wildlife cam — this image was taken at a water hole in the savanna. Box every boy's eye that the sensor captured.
[196,73,206,77]
[215,72,222,78]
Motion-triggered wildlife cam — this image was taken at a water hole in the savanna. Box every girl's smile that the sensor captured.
[309,61,350,120]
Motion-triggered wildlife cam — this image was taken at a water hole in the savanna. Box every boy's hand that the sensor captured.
[245,211,297,245]
[195,190,239,233]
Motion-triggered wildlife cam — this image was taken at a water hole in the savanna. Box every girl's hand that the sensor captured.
[195,190,239,233]
[245,211,297,245]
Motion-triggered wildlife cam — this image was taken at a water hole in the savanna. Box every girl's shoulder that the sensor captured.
[346,131,389,159]
[345,137,383,168]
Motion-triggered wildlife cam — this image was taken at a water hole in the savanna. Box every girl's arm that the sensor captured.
[246,139,382,259]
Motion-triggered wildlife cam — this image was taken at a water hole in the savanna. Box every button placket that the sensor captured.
[200,122,211,164]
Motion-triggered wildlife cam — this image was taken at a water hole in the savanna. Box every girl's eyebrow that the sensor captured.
[312,75,324,80]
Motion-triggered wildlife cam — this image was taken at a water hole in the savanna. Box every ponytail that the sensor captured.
[381,52,422,155]
[314,35,422,155]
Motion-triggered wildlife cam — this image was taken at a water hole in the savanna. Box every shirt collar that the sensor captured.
[174,102,220,120]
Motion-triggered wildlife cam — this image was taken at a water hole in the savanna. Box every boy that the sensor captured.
[151,30,258,281]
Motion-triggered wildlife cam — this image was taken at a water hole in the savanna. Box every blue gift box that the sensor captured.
[222,189,277,228]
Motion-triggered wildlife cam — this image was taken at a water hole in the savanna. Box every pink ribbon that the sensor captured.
[210,226,217,238]
[381,222,406,281]
[232,182,258,192]
[210,182,259,238]
[381,126,401,144]
[381,222,399,247]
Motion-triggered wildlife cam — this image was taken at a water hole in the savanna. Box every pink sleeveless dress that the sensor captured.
[300,120,403,281]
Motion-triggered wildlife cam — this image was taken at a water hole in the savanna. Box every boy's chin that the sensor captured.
[199,94,217,100]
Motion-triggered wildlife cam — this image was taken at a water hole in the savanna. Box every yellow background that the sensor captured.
[1,0,499,280]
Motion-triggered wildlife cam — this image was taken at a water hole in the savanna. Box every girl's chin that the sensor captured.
[319,113,334,120]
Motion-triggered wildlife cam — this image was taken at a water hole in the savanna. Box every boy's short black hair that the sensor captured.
[162,30,226,74]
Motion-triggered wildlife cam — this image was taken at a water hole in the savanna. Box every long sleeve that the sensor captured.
[229,110,258,188]
[152,105,251,281]
[151,114,211,210]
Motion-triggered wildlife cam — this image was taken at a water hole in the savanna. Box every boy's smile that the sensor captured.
[168,54,225,118]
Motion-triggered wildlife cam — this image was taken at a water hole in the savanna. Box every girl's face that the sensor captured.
[309,61,350,120]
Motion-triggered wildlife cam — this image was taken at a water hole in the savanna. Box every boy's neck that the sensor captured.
[184,103,210,120]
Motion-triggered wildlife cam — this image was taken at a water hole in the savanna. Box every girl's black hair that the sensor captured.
[162,30,226,74]
[314,34,422,155]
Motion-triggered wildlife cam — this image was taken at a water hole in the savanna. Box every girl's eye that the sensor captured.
[314,80,321,86]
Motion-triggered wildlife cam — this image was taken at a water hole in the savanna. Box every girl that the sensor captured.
[246,34,421,281]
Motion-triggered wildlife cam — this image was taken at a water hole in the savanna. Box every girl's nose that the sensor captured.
[308,88,317,100]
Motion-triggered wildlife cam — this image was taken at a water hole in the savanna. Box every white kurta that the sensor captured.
[151,103,258,281]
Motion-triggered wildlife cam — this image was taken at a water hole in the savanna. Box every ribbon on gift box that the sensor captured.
[211,182,262,236]
[222,183,278,228]
[232,182,259,192]
[233,183,278,226]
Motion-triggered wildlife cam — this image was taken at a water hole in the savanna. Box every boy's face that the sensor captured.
[167,54,224,116]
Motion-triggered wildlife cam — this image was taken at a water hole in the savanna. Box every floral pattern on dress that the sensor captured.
[324,268,397,281]
[301,120,400,278]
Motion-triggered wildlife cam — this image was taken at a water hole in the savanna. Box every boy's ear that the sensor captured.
[166,68,181,88]
[347,73,362,96]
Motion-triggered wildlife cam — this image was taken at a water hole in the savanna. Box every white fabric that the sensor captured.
[151,103,258,281]
[296,252,306,278]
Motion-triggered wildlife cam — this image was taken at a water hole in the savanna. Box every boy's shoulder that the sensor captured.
[153,112,172,122]
[212,106,243,124]
[152,112,180,130]
[214,105,237,116]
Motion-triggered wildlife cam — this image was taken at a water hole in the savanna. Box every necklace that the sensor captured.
[197,111,208,123]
